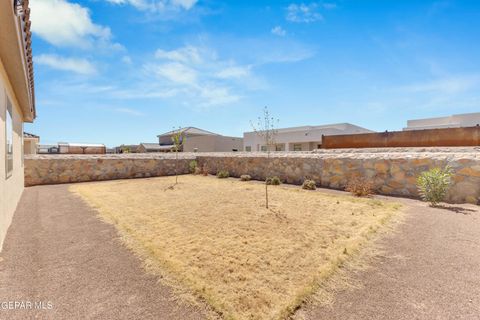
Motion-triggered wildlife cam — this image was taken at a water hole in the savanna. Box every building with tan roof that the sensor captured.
[157,127,243,152]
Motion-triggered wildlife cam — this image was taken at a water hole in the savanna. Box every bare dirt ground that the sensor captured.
[0,184,207,320]
[0,179,478,320]
[299,196,480,320]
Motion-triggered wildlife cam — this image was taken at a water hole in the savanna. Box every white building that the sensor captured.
[404,113,480,131]
[243,123,374,152]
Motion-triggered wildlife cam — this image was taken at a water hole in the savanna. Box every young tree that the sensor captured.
[251,106,278,209]
[171,127,185,185]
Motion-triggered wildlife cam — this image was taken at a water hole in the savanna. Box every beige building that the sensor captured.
[115,144,140,153]
[137,143,169,153]
[23,132,39,155]
[157,127,243,152]
[0,1,36,249]
[404,113,480,131]
[58,142,106,154]
[243,123,373,152]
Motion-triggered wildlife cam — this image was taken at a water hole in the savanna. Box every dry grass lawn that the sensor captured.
[70,175,401,320]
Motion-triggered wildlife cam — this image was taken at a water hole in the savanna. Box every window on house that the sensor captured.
[293,144,302,151]
[6,97,13,178]
[245,146,252,152]
[260,145,267,152]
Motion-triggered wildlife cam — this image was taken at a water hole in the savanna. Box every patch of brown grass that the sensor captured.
[70,175,401,320]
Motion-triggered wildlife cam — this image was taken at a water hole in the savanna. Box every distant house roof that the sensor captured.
[23,132,39,139]
[244,123,374,134]
[38,144,57,149]
[116,144,139,149]
[157,127,219,138]
[139,143,171,151]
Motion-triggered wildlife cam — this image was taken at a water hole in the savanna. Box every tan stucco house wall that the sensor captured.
[0,60,27,249]
[184,135,243,152]
[157,127,243,152]
[0,1,36,249]
[24,137,39,155]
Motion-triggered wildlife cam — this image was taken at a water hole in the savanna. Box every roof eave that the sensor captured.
[0,1,35,122]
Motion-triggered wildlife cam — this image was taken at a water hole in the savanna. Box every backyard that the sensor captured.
[70,175,402,319]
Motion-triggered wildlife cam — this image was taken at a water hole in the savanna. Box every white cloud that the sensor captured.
[400,75,480,94]
[105,0,152,10]
[199,86,241,107]
[145,45,253,106]
[105,0,197,11]
[30,0,115,49]
[155,46,203,64]
[271,26,287,36]
[112,87,180,99]
[115,107,144,116]
[153,62,198,84]
[215,66,251,79]
[34,54,97,75]
[121,56,133,64]
[286,3,323,23]
[171,0,198,10]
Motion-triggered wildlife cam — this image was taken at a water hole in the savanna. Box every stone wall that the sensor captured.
[24,154,195,186]
[196,149,480,204]
[24,148,480,204]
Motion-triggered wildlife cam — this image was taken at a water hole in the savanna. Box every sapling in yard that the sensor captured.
[250,106,279,209]
[189,160,198,174]
[171,127,185,185]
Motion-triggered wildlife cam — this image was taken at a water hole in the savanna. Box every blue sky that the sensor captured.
[26,0,480,147]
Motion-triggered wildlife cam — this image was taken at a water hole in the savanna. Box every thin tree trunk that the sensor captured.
[265,182,269,208]
[266,150,270,208]
[175,150,178,184]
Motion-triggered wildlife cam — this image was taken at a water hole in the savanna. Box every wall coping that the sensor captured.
[25,154,197,160]
[26,148,480,161]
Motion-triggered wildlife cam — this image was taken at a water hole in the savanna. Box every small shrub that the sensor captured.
[217,170,230,179]
[302,179,316,190]
[189,160,198,174]
[345,177,374,197]
[266,176,281,185]
[240,175,251,181]
[417,166,453,206]
[194,167,202,175]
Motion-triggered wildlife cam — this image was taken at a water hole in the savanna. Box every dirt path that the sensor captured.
[0,184,206,320]
[300,198,480,319]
